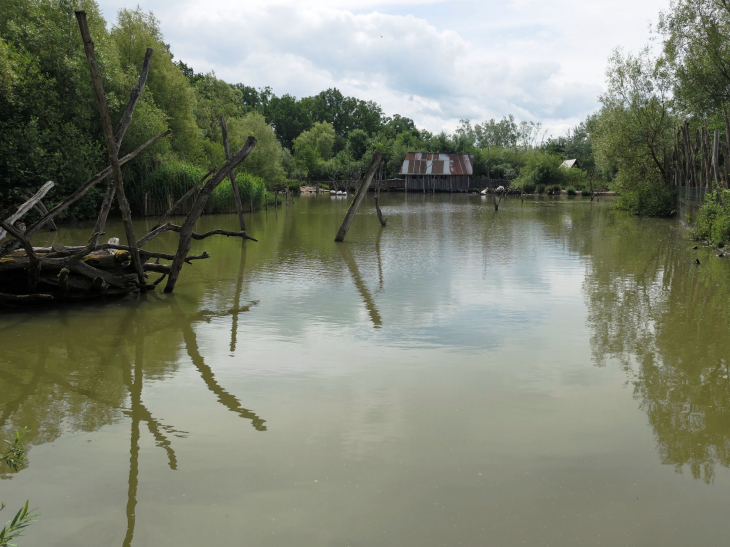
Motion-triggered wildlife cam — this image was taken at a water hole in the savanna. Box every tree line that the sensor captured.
[10,0,726,223]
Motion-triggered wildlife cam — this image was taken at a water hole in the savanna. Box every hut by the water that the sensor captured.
[399,153,474,192]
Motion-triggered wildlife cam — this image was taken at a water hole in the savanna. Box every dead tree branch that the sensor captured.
[164,136,257,293]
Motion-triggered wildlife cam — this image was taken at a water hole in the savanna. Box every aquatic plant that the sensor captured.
[1,429,37,547]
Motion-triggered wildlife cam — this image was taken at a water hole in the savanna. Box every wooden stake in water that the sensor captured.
[335,152,382,242]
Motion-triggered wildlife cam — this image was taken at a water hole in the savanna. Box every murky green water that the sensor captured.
[2,194,730,546]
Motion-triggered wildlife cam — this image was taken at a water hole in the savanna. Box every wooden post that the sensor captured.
[164,137,256,293]
[375,162,386,227]
[220,117,246,232]
[335,152,382,242]
[76,11,145,287]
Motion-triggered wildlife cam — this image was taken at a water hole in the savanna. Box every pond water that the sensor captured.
[2,193,730,546]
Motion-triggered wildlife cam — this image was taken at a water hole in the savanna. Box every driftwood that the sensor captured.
[220,117,246,232]
[1,18,260,305]
[164,136,257,293]
[22,192,57,232]
[0,130,170,260]
[335,151,382,242]
[0,182,54,242]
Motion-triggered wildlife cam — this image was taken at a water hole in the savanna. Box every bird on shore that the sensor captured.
[694,258,701,265]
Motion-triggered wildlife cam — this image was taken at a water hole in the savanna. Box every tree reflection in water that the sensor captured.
[554,204,730,484]
[0,273,266,543]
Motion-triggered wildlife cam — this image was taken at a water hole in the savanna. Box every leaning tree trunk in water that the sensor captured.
[164,137,257,293]
[335,152,382,242]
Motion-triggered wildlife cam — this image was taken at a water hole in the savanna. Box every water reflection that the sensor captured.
[0,271,266,542]
[3,195,730,546]
[338,243,382,329]
[563,206,730,484]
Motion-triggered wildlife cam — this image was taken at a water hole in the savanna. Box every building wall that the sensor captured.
[404,175,470,192]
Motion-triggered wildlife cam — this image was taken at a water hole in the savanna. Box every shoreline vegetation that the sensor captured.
[1,0,730,230]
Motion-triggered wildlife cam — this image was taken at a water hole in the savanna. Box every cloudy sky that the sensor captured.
[95,0,670,136]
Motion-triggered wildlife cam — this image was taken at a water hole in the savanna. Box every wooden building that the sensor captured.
[399,153,474,192]
[559,159,581,170]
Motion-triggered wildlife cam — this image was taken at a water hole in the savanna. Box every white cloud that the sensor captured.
[96,0,670,136]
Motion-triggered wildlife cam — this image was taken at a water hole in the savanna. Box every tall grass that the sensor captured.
[129,161,270,215]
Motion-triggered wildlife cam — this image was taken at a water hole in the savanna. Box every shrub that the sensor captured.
[566,186,577,196]
[536,184,546,194]
[319,183,330,191]
[522,181,536,194]
[615,183,676,217]
[692,190,730,246]
[288,182,301,193]
[581,188,592,196]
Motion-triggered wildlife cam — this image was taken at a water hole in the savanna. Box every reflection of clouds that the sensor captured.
[340,387,404,461]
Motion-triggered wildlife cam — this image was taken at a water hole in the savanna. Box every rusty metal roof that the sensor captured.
[399,153,474,176]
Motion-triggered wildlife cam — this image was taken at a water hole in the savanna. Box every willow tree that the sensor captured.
[592,48,677,215]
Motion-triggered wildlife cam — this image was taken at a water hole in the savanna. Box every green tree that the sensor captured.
[226,112,285,184]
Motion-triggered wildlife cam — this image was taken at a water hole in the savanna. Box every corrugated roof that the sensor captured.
[400,153,474,176]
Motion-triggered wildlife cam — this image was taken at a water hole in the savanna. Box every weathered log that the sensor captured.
[220,117,246,232]
[164,136,257,293]
[82,249,131,270]
[0,220,40,288]
[150,169,214,231]
[76,10,145,287]
[19,191,57,232]
[335,151,382,242]
[0,181,54,242]
[0,252,133,290]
